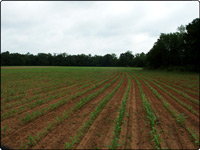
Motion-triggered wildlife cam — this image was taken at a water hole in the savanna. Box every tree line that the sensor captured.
[1,18,199,71]
[1,50,146,67]
[146,18,199,72]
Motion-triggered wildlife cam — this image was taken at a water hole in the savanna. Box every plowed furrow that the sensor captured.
[75,74,128,149]
[1,74,119,149]
[136,76,195,149]
[31,73,123,149]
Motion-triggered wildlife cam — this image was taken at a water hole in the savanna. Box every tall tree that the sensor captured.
[119,51,134,67]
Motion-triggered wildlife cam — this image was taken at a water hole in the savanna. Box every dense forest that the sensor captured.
[146,18,199,72]
[1,18,199,72]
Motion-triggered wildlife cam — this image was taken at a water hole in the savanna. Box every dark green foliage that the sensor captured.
[1,51,144,67]
[146,18,199,72]
[118,51,134,67]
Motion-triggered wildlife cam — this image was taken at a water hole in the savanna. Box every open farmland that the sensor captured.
[1,67,199,149]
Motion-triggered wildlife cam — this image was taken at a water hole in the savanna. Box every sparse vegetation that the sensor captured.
[1,67,199,150]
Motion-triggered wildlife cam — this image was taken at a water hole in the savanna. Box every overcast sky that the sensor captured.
[2,1,199,57]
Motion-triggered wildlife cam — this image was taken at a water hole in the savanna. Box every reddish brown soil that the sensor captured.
[1,73,106,102]
[116,74,134,149]
[1,76,106,115]
[32,73,124,149]
[128,76,154,149]
[1,78,81,102]
[1,79,88,112]
[2,73,115,112]
[75,74,128,149]
[117,74,154,149]
[1,73,120,149]
[1,72,110,101]
[136,76,197,149]
[156,78,199,93]
[142,75,199,122]
[147,79,199,115]
[1,71,199,150]
[139,76,199,147]
[156,80,199,99]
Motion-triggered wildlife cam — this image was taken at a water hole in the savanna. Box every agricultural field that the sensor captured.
[1,66,199,149]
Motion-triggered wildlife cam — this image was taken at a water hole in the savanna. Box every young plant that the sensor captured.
[187,127,199,145]
[109,75,131,149]
[65,75,124,149]
[132,75,162,149]
[28,135,36,146]
[2,125,8,136]
[176,113,185,127]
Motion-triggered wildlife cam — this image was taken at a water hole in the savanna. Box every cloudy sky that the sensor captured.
[2,1,199,57]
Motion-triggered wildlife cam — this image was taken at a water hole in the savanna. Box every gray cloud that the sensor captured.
[2,1,199,57]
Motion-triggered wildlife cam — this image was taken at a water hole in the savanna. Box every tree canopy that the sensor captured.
[146,18,199,72]
[1,50,146,67]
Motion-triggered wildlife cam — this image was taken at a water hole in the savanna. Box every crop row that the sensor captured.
[142,72,198,92]
[2,77,92,116]
[21,73,123,149]
[64,75,125,149]
[109,74,131,149]
[139,75,198,116]
[1,74,114,119]
[154,79,199,96]
[132,75,162,149]
[20,74,120,125]
[2,72,115,110]
[2,72,112,103]
[1,70,112,99]
[2,77,101,120]
[134,72,198,105]
[136,75,199,146]
[151,79,199,105]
